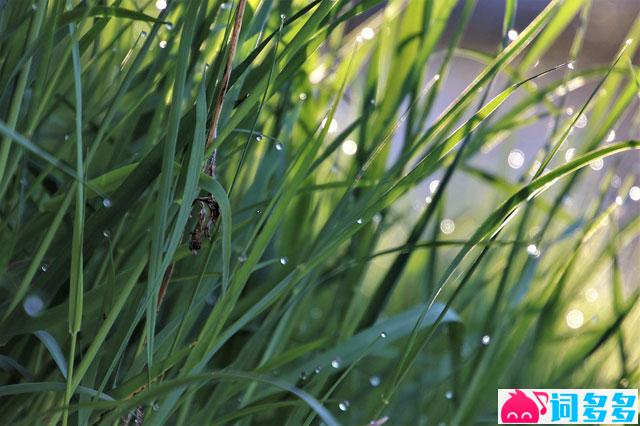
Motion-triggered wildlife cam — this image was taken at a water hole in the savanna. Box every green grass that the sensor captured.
[0,0,639,424]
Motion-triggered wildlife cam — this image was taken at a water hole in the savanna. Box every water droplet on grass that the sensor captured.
[507,149,525,169]
[481,335,491,345]
[429,180,440,194]
[575,113,588,128]
[40,263,48,272]
[338,401,350,412]
[275,142,284,151]
[369,376,381,387]
[24,295,44,317]
[565,148,576,162]
[159,40,168,49]
[279,257,288,265]
[341,139,358,155]
[356,218,364,225]
[102,198,112,208]
[629,186,640,201]
[507,29,518,41]
[445,390,454,400]
[526,244,540,257]
[566,308,584,329]
[440,219,455,234]
[589,158,604,171]
[331,358,341,368]
[379,331,388,339]
[361,27,375,40]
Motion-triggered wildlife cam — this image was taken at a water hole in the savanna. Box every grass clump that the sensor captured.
[0,0,639,424]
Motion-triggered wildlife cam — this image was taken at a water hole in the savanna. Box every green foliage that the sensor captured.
[0,0,638,424]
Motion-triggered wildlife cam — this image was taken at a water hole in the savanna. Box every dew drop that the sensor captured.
[309,65,327,84]
[567,61,575,70]
[165,23,174,31]
[152,402,159,411]
[589,158,604,171]
[321,117,338,134]
[379,331,388,339]
[279,257,288,265]
[220,2,231,9]
[425,196,432,204]
[566,107,574,115]
[141,31,148,38]
[481,335,491,345]
[356,218,364,225]
[565,148,576,162]
[429,179,440,194]
[440,219,455,235]
[298,92,307,101]
[255,135,262,142]
[361,27,375,40]
[585,288,599,302]
[275,142,284,151]
[102,230,111,238]
[507,149,525,169]
[626,38,633,46]
[606,129,616,143]
[23,295,44,317]
[314,366,322,374]
[629,186,640,201]
[445,390,454,400]
[615,196,624,206]
[575,113,588,128]
[331,358,341,369]
[369,417,390,426]
[238,254,247,263]
[299,371,307,381]
[566,308,584,329]
[159,40,168,49]
[612,175,622,188]
[507,29,518,41]
[338,400,350,412]
[40,263,48,272]
[155,0,167,10]
[341,139,358,156]
[526,244,540,257]
[102,198,112,208]
[369,375,381,387]
[280,14,286,20]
